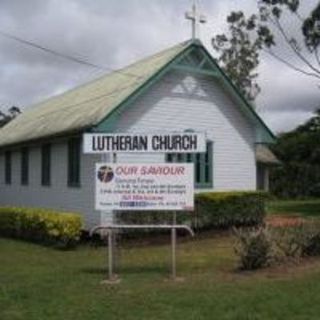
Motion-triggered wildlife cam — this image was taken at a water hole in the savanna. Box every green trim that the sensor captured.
[67,137,81,188]
[198,56,208,69]
[196,45,276,143]
[93,45,194,132]
[41,143,51,187]
[185,54,197,66]
[172,65,219,77]
[4,150,12,185]
[166,140,213,189]
[196,141,213,189]
[94,40,275,144]
[20,147,29,186]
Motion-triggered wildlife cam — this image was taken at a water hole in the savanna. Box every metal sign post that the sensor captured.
[90,225,194,283]
[108,229,113,281]
[111,153,118,274]
[171,211,177,280]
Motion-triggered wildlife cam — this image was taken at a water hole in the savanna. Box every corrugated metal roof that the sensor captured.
[0,40,191,147]
[256,145,280,164]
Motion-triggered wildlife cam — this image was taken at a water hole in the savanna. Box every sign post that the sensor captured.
[90,224,195,283]
[84,132,203,282]
[108,230,113,281]
[172,211,177,280]
[95,163,194,282]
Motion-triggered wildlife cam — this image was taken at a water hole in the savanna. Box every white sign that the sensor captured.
[84,132,206,154]
[95,163,194,211]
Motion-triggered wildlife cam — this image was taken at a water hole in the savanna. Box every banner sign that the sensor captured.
[95,163,194,211]
[84,132,206,154]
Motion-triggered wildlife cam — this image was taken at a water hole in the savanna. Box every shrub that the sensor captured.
[0,207,82,248]
[300,222,320,257]
[271,222,320,259]
[117,191,268,233]
[195,191,268,229]
[272,225,305,259]
[234,227,273,270]
[234,221,320,271]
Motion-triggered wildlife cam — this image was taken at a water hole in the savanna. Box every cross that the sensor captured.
[185,1,207,40]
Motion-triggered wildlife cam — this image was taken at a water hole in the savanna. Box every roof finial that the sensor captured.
[185,0,207,40]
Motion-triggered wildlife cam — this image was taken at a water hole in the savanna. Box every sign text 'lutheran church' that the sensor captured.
[84,133,206,154]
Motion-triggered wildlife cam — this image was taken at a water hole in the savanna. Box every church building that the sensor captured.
[0,16,278,228]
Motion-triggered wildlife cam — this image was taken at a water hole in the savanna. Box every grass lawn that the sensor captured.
[267,199,320,218]
[2,233,320,320]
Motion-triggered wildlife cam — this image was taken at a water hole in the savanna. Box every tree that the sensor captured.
[212,1,320,102]
[0,106,21,128]
[270,108,320,198]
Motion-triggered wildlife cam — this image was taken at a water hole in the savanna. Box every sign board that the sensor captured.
[95,163,194,211]
[84,132,206,154]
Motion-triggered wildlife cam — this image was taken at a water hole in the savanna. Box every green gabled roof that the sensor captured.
[0,39,275,147]
[0,40,192,147]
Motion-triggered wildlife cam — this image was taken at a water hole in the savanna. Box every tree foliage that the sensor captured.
[270,109,320,198]
[212,1,320,101]
[212,11,274,101]
[0,106,21,128]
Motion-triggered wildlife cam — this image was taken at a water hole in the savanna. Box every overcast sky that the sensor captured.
[0,0,319,133]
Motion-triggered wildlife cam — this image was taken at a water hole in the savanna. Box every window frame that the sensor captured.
[21,147,29,186]
[4,151,12,185]
[41,143,51,186]
[68,137,81,188]
[166,141,213,189]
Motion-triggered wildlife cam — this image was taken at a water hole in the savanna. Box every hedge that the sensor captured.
[117,191,269,232]
[0,207,82,248]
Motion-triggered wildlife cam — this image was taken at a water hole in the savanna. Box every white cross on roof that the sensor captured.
[185,0,207,40]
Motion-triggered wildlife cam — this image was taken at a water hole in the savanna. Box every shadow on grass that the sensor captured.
[0,236,78,251]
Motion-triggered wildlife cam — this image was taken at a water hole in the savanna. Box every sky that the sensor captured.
[0,0,319,134]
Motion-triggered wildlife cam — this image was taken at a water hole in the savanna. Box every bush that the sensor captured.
[271,222,320,259]
[195,191,268,229]
[234,227,273,270]
[0,207,82,248]
[270,163,320,199]
[234,221,320,271]
[117,191,268,233]
[272,225,304,259]
[300,222,320,257]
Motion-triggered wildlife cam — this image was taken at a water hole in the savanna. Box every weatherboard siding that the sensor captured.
[0,70,257,229]
[113,71,256,190]
[0,140,104,228]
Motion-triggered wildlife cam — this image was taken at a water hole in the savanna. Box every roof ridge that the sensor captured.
[116,39,193,73]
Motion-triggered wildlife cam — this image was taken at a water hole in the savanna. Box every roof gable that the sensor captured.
[95,41,275,143]
[197,44,275,143]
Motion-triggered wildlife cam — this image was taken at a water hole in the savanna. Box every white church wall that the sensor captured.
[0,139,104,229]
[0,69,257,229]
[114,70,257,190]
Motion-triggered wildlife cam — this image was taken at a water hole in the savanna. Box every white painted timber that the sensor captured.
[113,70,256,190]
[0,139,105,229]
[0,69,257,229]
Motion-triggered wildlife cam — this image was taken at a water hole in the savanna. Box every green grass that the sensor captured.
[267,199,320,217]
[2,235,320,320]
